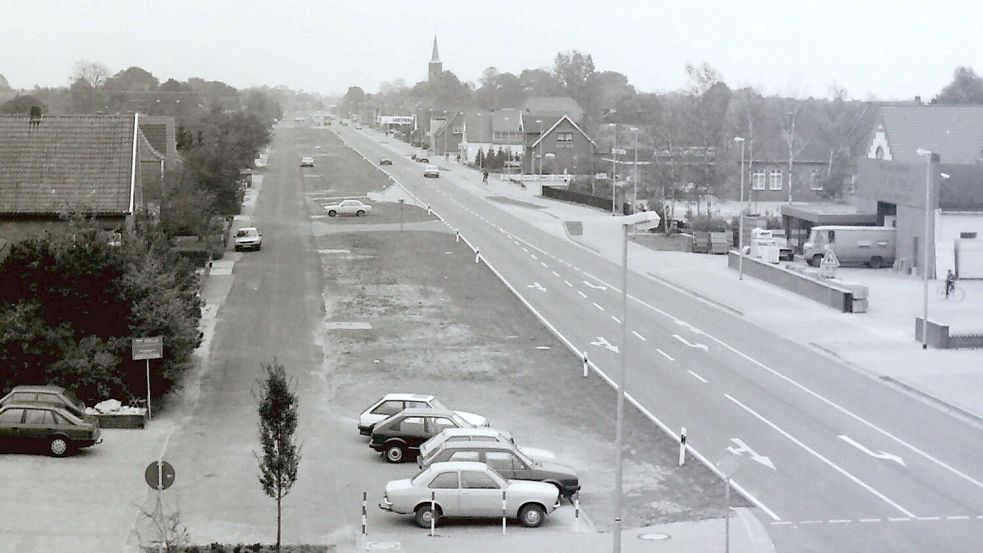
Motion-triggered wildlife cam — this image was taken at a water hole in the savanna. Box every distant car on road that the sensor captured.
[234,227,263,251]
[380,158,393,166]
[423,165,440,178]
[418,441,580,497]
[300,156,315,167]
[0,403,102,457]
[417,427,555,465]
[370,408,480,463]
[324,199,372,217]
[379,461,559,528]
[358,394,487,436]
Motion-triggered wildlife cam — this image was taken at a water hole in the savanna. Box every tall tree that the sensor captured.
[814,85,872,198]
[932,66,983,104]
[71,59,110,88]
[0,94,46,114]
[518,68,561,96]
[255,359,301,553]
[0,73,11,91]
[683,63,732,214]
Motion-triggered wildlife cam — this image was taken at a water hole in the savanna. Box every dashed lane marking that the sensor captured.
[687,370,708,383]
[540,262,548,268]
[657,349,674,361]
[578,291,588,298]
[632,331,646,341]
[593,303,605,311]
[552,271,560,277]
[565,280,573,287]
[611,316,621,324]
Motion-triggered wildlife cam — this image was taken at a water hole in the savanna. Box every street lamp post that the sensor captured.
[609,123,618,215]
[916,148,937,349]
[735,137,746,280]
[537,119,544,176]
[504,115,511,180]
[612,211,661,553]
[631,127,639,213]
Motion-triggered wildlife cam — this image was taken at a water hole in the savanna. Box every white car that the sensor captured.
[418,427,556,464]
[423,165,439,178]
[380,461,559,528]
[300,156,315,167]
[233,227,262,251]
[358,393,487,436]
[324,199,372,217]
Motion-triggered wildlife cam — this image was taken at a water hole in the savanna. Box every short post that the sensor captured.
[678,427,687,467]
[430,490,436,537]
[582,351,589,378]
[574,494,581,532]
[455,230,460,243]
[725,477,732,553]
[428,205,432,216]
[146,359,152,420]
[502,490,507,535]
[399,199,404,232]
[361,491,367,550]
[475,248,480,264]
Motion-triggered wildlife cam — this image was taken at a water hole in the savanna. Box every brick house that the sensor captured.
[523,114,597,176]
[431,111,464,155]
[459,109,524,167]
[0,114,162,243]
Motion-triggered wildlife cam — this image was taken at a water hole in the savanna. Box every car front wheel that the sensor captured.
[328,210,337,217]
[414,504,440,528]
[49,436,70,457]
[384,443,406,463]
[519,503,546,528]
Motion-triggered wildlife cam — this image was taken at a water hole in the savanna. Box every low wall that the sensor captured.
[915,318,983,349]
[728,251,855,312]
[632,233,694,252]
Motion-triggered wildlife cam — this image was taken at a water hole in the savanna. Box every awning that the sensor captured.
[781,203,878,225]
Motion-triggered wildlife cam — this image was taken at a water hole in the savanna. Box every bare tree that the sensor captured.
[136,501,190,553]
[729,87,767,206]
[71,59,110,88]
[682,63,732,217]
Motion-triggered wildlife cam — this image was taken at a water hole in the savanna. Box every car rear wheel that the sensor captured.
[414,504,440,528]
[519,503,546,527]
[356,210,365,217]
[810,254,823,267]
[385,443,406,463]
[49,436,70,457]
[869,256,883,269]
[328,210,337,217]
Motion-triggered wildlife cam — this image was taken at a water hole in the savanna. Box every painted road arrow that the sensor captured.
[590,337,620,354]
[672,334,709,351]
[527,282,547,292]
[839,435,906,466]
[583,280,607,290]
[726,438,776,470]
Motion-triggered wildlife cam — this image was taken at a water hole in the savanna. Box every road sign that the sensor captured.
[132,336,163,360]
[144,460,176,491]
[612,147,627,155]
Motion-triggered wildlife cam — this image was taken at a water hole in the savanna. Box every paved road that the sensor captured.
[335,125,983,553]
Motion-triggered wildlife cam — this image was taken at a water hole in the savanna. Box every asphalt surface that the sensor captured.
[334,124,983,553]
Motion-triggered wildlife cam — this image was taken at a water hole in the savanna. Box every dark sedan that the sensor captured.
[369,408,476,463]
[0,403,101,457]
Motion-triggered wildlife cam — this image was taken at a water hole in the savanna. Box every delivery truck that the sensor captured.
[804,226,896,268]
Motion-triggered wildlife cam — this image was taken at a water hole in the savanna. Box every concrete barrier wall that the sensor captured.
[632,233,694,252]
[915,318,983,349]
[728,251,854,312]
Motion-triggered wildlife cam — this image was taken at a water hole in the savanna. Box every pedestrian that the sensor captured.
[945,268,957,298]
[482,171,489,183]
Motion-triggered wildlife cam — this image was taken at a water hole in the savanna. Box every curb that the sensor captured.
[879,375,983,428]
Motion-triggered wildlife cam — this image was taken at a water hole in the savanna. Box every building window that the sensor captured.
[875,146,884,160]
[961,232,978,239]
[557,132,573,143]
[752,170,767,190]
[769,169,783,190]
[810,170,824,191]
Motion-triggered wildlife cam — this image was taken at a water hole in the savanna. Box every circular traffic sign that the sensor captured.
[144,460,176,491]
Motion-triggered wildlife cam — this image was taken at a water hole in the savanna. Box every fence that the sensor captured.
[542,186,629,213]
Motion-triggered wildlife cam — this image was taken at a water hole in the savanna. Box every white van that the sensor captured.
[804,226,895,268]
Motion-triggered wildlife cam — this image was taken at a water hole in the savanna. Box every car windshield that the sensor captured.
[419,432,447,458]
[236,229,257,238]
[410,468,432,486]
[430,398,447,410]
[451,413,469,427]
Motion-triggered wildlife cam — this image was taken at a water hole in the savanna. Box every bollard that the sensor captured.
[361,491,367,549]
[583,351,589,378]
[502,490,507,535]
[430,490,436,537]
[574,495,581,532]
[428,205,432,215]
[456,230,460,243]
[679,427,687,467]
[475,248,480,264]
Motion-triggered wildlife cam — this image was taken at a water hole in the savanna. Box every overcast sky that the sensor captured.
[1,0,980,101]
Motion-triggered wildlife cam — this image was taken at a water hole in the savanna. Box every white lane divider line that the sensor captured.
[564,280,573,287]
[611,316,620,324]
[593,303,605,312]
[657,349,674,361]
[552,271,560,277]
[858,518,881,523]
[888,517,910,522]
[521,247,528,253]
[672,334,709,351]
[947,515,970,520]
[632,331,646,341]
[531,254,538,260]
[724,393,917,519]
[687,370,708,383]
[540,262,548,268]
[916,516,941,521]
[828,519,851,524]
[578,291,588,298]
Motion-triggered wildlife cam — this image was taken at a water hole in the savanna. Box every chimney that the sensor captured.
[29,106,42,128]
[914,96,922,105]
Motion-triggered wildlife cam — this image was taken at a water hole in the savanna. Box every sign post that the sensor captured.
[133,337,163,420]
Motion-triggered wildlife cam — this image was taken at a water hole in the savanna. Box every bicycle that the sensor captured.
[937,283,965,302]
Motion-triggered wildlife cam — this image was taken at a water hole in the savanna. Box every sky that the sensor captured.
[1,0,981,102]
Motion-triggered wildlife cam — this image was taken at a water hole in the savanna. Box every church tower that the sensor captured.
[428,35,442,84]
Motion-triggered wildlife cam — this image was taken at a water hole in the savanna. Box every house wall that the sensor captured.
[523,119,594,175]
[937,211,983,278]
[0,216,127,243]
[744,161,829,202]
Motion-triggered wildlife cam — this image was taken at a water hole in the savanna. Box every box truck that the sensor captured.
[804,226,895,268]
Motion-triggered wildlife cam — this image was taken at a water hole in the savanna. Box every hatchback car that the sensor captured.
[380,158,393,166]
[370,408,477,463]
[423,165,440,178]
[0,385,91,422]
[380,461,559,528]
[418,427,555,464]
[234,227,263,251]
[358,394,487,436]
[418,442,580,497]
[324,199,372,217]
[0,403,101,457]
[300,156,315,167]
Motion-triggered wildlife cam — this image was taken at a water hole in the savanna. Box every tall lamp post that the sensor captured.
[609,123,618,215]
[735,137,746,280]
[915,148,937,349]
[504,115,511,180]
[613,211,662,553]
[630,127,639,213]
[537,119,544,176]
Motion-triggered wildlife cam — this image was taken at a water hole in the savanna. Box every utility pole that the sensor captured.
[631,127,639,212]
[787,111,795,204]
[610,123,618,215]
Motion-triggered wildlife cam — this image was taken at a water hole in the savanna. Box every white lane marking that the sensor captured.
[531,254,538,260]
[838,435,906,466]
[565,280,573,287]
[725,394,917,518]
[611,316,621,324]
[590,336,619,354]
[578,291,588,298]
[583,280,607,290]
[726,438,776,470]
[770,521,792,526]
[917,516,941,521]
[888,517,910,522]
[859,518,881,523]
[656,349,674,361]
[593,303,605,312]
[829,519,851,524]
[688,370,709,384]
[540,262,548,268]
[632,331,646,341]
[948,515,970,520]
[799,520,822,525]
[672,334,709,351]
[527,282,546,292]
[552,271,560,277]
[521,247,528,253]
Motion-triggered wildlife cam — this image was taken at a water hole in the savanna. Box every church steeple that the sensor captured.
[428,35,442,84]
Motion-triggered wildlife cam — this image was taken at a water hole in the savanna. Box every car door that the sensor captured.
[484,450,519,480]
[341,200,356,215]
[400,416,429,451]
[0,407,25,441]
[21,408,57,443]
[459,470,503,517]
[426,471,461,516]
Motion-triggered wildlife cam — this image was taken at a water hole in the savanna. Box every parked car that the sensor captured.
[418,442,580,497]
[324,199,372,217]
[370,408,479,463]
[358,394,487,436]
[300,156,315,167]
[804,226,896,268]
[423,165,440,178]
[234,227,263,251]
[380,461,559,528]
[417,154,430,163]
[0,385,91,422]
[380,158,393,166]
[418,428,555,464]
[0,403,101,457]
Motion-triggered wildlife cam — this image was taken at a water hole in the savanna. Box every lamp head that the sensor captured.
[734,136,745,143]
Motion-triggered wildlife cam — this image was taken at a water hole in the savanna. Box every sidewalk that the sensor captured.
[411,144,983,423]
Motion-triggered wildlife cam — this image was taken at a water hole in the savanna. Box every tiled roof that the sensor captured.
[880,105,983,164]
[138,115,177,157]
[463,110,492,143]
[520,96,584,121]
[0,114,139,215]
[491,109,521,133]
[521,114,563,134]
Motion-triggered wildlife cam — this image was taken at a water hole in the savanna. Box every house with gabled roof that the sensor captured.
[431,111,464,155]
[0,114,161,243]
[522,114,597,176]
[459,108,524,167]
[520,96,585,123]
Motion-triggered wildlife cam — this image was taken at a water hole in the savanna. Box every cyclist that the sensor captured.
[945,269,957,298]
